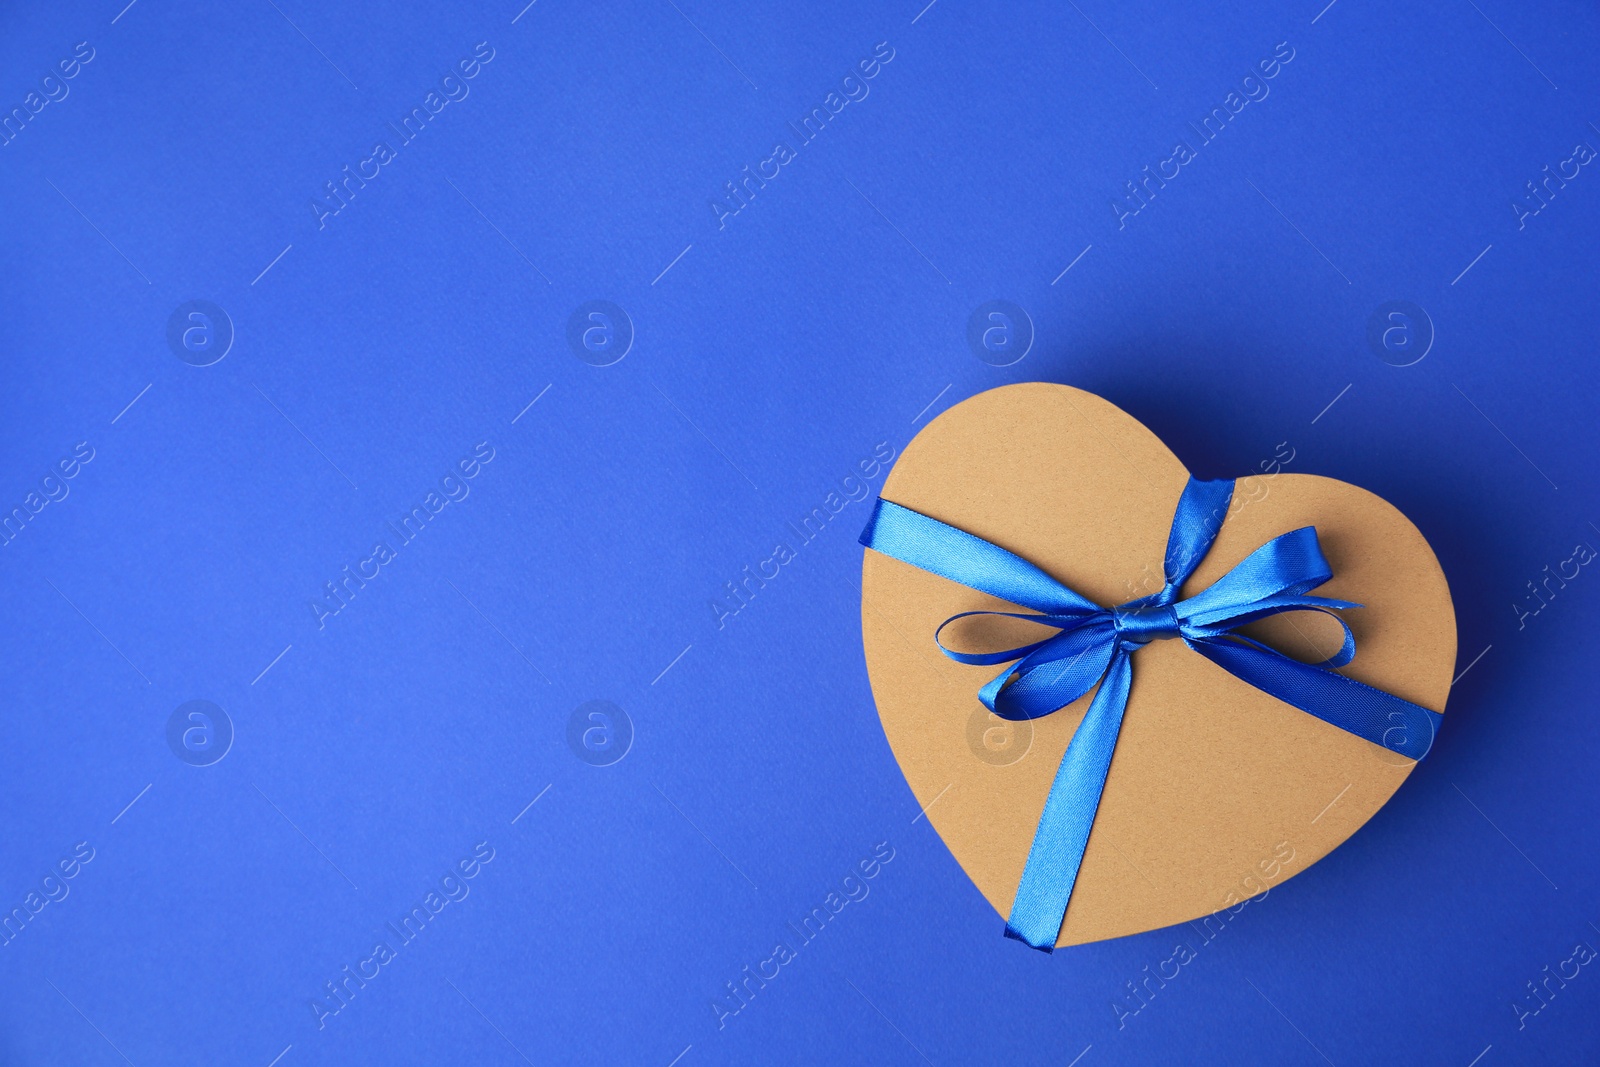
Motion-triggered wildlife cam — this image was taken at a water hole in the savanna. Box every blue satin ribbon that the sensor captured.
[859,476,1443,952]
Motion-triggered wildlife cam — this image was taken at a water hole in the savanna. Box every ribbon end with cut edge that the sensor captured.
[1003,923,1055,953]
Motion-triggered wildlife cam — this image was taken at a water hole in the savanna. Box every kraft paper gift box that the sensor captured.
[859,383,1454,950]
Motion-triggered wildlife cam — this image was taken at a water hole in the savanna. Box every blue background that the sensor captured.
[0,0,1595,1064]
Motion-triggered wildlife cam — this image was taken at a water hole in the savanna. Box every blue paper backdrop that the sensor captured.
[1,0,1595,1064]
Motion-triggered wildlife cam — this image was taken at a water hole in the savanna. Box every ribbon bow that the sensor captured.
[859,476,1442,951]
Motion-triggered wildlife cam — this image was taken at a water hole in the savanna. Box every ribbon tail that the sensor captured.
[1003,649,1134,951]
[1189,638,1443,760]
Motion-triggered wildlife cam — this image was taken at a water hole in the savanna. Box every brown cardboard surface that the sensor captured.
[859,383,1456,947]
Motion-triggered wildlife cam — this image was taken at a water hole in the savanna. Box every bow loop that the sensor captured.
[984,619,1117,721]
[933,610,1095,667]
[1172,526,1332,620]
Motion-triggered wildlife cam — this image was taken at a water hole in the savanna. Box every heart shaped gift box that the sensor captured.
[859,383,1455,950]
